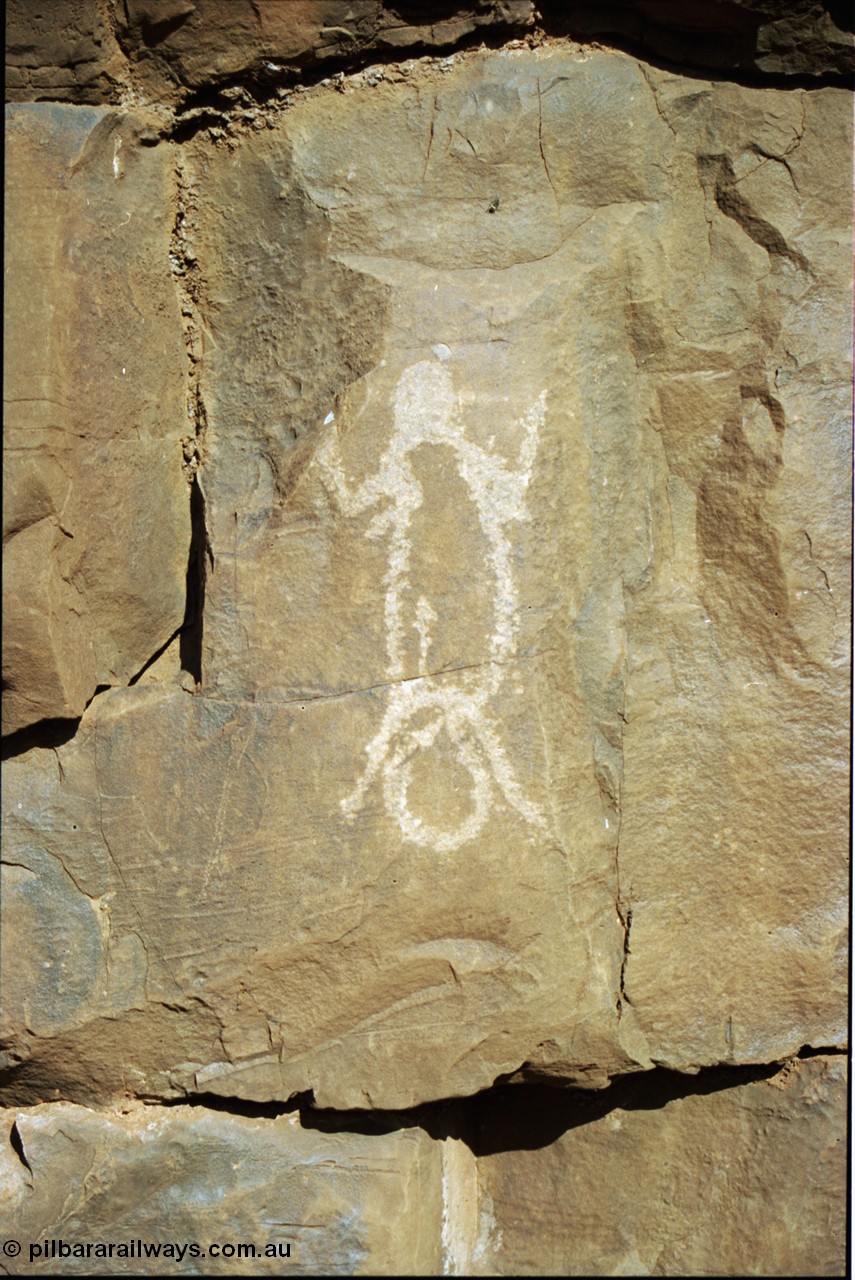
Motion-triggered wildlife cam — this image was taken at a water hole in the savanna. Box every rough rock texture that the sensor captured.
[0,1102,443,1274]
[113,0,536,106]
[7,2,851,112]
[2,44,850,1112]
[190,49,851,1098]
[0,1056,846,1275]
[6,1,127,104]
[1,3,850,1275]
[458,1055,848,1275]
[3,103,190,736]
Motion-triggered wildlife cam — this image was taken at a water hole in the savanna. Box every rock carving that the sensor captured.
[316,358,547,851]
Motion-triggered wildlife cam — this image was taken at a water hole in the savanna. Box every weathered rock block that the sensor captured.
[1,682,624,1107]
[7,1,851,111]
[195,49,848,1092]
[1,49,849,1112]
[458,1055,847,1275]
[114,1,536,104]
[0,1102,442,1274]
[6,0,127,104]
[3,104,190,736]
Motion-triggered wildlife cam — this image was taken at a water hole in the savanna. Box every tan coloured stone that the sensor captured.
[9,1,847,109]
[114,0,535,104]
[3,105,190,736]
[1,681,625,1108]
[456,1055,847,1275]
[193,48,847,1089]
[6,0,127,104]
[0,1102,442,1274]
[616,78,852,1069]
[0,48,849,1113]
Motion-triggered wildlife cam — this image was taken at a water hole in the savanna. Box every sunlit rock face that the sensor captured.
[3,104,189,736]
[2,4,850,1274]
[4,45,848,1112]
[0,1102,444,1275]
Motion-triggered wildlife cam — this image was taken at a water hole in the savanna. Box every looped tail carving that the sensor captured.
[317,359,547,851]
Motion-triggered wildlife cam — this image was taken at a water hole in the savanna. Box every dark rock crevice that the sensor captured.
[536,0,854,85]
[170,153,213,688]
[0,713,84,763]
[127,626,183,686]
[298,1047,847,1154]
[178,474,209,685]
[2,1047,844,1154]
[9,1119,33,1182]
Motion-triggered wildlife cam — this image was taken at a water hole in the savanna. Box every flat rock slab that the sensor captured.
[3,104,189,736]
[113,0,535,105]
[461,1054,848,1276]
[1,683,622,1108]
[1,49,849,1110]
[0,1102,442,1275]
[5,0,127,103]
[0,1055,845,1276]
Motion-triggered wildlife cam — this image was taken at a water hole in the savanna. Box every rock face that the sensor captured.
[0,1102,443,1274]
[0,1056,847,1275]
[4,44,848,1111]
[2,2,850,1275]
[460,1055,849,1276]
[10,2,849,110]
[11,0,850,110]
[6,1,127,104]
[3,103,190,737]
[194,47,851,1094]
[114,0,536,106]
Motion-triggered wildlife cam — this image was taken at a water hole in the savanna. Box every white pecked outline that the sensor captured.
[316,358,547,851]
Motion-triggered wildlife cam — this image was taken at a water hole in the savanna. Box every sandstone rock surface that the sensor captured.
[194,47,849,1092]
[3,103,190,737]
[0,1102,442,1274]
[0,1055,845,1276]
[114,0,536,105]
[1,680,630,1108]
[7,1,850,108]
[6,1,126,104]
[459,1054,848,1275]
[2,46,849,1112]
[1,7,850,1275]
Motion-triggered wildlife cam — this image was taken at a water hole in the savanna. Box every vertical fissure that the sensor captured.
[615,582,632,1020]
[170,149,212,687]
[180,471,209,684]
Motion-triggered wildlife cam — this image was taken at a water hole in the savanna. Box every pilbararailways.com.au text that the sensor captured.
[26,1239,292,1263]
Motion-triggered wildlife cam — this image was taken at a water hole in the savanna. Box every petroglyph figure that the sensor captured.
[316,359,547,851]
